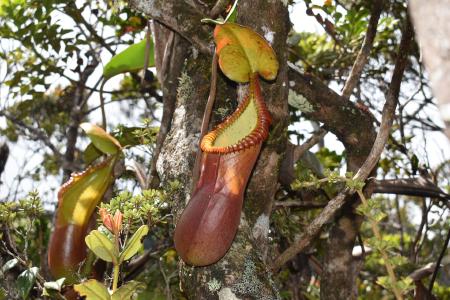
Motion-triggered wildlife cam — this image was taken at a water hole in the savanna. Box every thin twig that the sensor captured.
[191,52,218,190]
[0,112,63,162]
[210,0,232,18]
[99,79,107,129]
[273,200,326,209]
[292,127,327,162]
[148,31,175,188]
[357,190,403,300]
[341,0,383,99]
[371,177,450,201]
[428,226,450,293]
[271,19,413,272]
[159,260,173,300]
[141,20,152,86]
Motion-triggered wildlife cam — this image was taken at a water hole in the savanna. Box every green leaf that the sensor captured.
[85,230,117,263]
[2,258,18,273]
[120,225,149,263]
[103,39,155,79]
[83,143,103,165]
[0,287,6,300]
[214,23,279,83]
[17,267,39,299]
[74,279,110,300]
[80,123,122,155]
[111,281,145,300]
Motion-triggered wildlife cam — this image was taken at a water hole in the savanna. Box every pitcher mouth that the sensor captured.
[200,74,271,154]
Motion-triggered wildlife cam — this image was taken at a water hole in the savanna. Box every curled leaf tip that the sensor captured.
[214,23,279,83]
[80,123,122,155]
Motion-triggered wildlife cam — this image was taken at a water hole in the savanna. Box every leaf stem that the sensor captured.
[357,190,403,300]
[112,263,120,293]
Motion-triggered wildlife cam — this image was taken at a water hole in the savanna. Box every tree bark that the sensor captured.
[131,0,289,298]
[409,0,450,139]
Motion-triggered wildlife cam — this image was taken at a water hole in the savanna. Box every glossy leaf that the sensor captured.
[83,126,155,164]
[119,225,148,263]
[1,258,18,273]
[85,230,116,263]
[83,143,103,164]
[17,267,39,299]
[214,23,279,83]
[111,281,145,300]
[103,39,155,79]
[74,280,110,300]
[80,123,122,155]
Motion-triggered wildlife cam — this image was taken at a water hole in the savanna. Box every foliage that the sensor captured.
[1,0,450,299]
[74,209,147,299]
[103,39,155,80]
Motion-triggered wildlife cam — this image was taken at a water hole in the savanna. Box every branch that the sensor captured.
[210,0,232,18]
[428,226,450,293]
[0,112,63,162]
[65,2,115,55]
[372,177,450,202]
[192,53,218,189]
[409,263,436,281]
[272,19,413,271]
[279,128,327,187]
[353,18,413,181]
[274,200,326,209]
[341,0,383,99]
[288,63,376,170]
[294,127,327,163]
[129,0,213,55]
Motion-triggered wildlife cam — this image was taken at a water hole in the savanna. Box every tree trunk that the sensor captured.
[130,0,380,298]
[131,0,289,298]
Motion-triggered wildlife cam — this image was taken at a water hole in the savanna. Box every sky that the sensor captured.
[0,0,449,215]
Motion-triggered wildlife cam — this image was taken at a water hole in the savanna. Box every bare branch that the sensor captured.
[272,19,413,272]
[274,200,326,209]
[288,63,376,171]
[353,19,413,181]
[409,263,436,281]
[293,127,327,163]
[372,177,450,202]
[0,112,63,162]
[341,0,383,99]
